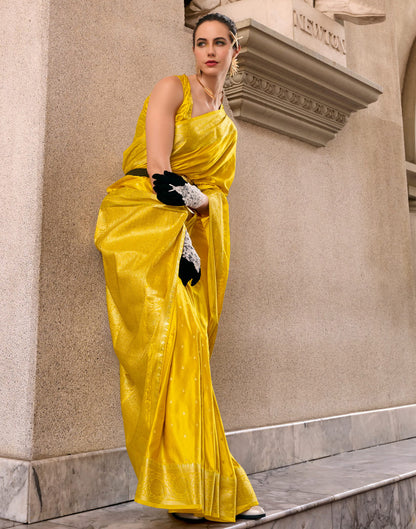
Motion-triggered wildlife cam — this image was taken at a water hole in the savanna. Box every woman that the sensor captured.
[95,13,265,524]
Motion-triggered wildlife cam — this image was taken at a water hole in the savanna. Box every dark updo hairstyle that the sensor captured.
[192,12,239,50]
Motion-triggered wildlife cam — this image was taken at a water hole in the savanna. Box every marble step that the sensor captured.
[3,437,416,528]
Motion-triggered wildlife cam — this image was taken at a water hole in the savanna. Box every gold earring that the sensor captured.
[229,56,239,77]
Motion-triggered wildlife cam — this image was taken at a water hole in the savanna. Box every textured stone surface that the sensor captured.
[28,449,135,523]
[212,0,416,431]
[3,405,416,523]
[398,477,416,529]
[201,0,347,65]
[2,0,416,522]
[292,414,353,462]
[0,0,49,460]
[332,483,402,529]
[8,438,416,528]
[31,0,194,459]
[227,423,296,474]
[0,458,30,523]
[393,0,416,89]
[213,92,416,432]
[350,407,396,449]
[0,521,19,529]
[272,505,333,529]
[292,0,347,65]
[227,404,416,474]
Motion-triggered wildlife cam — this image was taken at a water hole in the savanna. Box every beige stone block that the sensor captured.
[194,0,347,65]
[213,110,416,431]
[293,0,347,65]
[392,0,416,89]
[315,0,386,24]
[402,39,416,163]
[214,0,294,38]
[0,0,49,459]
[344,0,402,124]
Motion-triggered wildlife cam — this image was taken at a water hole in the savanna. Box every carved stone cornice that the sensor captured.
[402,38,416,164]
[224,19,383,146]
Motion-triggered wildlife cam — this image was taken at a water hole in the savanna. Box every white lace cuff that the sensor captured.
[182,230,201,272]
[169,182,206,209]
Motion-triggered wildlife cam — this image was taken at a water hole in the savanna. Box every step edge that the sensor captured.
[239,468,416,528]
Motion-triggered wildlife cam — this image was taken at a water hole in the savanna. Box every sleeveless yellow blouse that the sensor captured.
[95,75,258,522]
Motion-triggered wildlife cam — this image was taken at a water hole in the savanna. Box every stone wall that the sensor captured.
[1,0,416,464]
[0,0,49,460]
[211,0,416,428]
[2,0,416,522]
[29,1,195,459]
[392,0,416,87]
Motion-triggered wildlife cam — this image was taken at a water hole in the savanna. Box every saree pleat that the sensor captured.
[95,75,258,522]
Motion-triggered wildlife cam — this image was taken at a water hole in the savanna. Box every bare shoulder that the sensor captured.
[149,76,184,110]
[153,75,183,90]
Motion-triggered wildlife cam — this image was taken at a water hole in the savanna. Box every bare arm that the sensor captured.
[146,76,183,184]
[146,76,209,215]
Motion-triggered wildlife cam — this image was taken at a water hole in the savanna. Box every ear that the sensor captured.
[232,44,241,58]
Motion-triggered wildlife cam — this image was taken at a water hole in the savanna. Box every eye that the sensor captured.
[215,39,226,46]
[196,40,206,47]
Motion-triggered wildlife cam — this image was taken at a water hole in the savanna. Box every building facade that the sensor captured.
[1,0,416,523]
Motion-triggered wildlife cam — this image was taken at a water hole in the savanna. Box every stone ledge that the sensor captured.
[228,403,416,474]
[1,403,415,524]
[8,439,416,528]
[0,448,136,524]
[224,19,382,146]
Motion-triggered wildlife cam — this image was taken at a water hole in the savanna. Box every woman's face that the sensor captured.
[193,20,237,77]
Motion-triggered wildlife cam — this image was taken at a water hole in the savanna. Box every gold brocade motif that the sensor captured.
[94,75,258,522]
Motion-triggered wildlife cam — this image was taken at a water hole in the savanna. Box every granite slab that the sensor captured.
[4,405,416,524]
[9,437,416,529]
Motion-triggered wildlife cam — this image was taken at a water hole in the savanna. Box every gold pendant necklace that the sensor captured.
[196,75,223,105]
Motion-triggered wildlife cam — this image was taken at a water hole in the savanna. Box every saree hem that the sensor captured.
[132,497,259,524]
[134,498,203,511]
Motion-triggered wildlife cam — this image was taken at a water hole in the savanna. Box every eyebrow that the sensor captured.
[196,36,227,41]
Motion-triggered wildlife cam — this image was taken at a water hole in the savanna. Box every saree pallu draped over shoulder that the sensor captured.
[94,75,258,522]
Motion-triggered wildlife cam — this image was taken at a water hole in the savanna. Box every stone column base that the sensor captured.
[2,403,416,524]
[0,448,136,524]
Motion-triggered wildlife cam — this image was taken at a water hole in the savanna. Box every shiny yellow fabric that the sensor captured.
[94,74,258,522]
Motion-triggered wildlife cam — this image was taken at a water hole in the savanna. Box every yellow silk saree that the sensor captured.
[94,75,258,522]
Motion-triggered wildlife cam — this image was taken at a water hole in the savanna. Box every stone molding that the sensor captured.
[402,37,416,198]
[224,19,382,146]
[1,403,416,524]
[407,161,416,202]
[227,403,416,475]
[407,161,416,186]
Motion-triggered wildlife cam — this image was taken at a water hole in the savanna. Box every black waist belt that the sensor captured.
[126,168,149,177]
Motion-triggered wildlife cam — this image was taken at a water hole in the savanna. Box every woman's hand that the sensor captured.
[192,194,209,216]
[179,229,201,286]
[153,171,209,215]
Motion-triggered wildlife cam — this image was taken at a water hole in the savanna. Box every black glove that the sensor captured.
[179,229,201,286]
[153,171,206,209]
